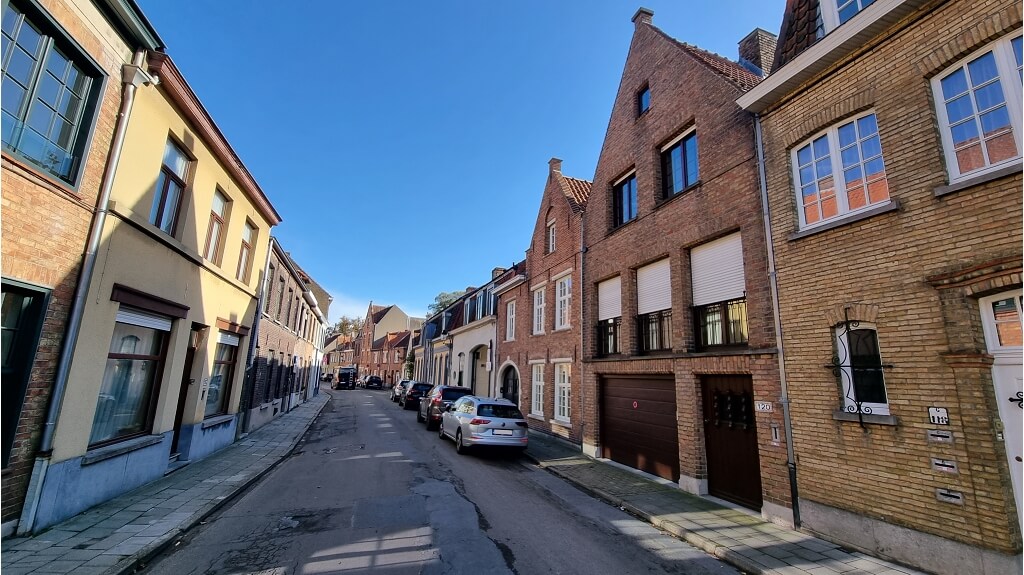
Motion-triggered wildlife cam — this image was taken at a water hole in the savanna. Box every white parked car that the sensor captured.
[438,396,528,455]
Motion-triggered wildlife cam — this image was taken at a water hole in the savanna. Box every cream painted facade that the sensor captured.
[26,51,280,531]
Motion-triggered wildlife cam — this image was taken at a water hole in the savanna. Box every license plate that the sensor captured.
[493,429,513,436]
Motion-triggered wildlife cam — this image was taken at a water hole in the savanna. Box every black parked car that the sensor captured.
[365,375,383,389]
[417,385,473,430]
[399,382,433,410]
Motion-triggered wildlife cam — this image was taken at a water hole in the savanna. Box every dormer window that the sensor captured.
[836,0,874,25]
[637,85,650,116]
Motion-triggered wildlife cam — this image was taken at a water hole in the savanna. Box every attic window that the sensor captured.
[637,85,650,116]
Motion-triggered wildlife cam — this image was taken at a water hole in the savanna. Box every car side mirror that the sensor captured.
[446,405,455,412]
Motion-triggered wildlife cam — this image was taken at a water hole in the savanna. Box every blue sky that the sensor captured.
[137,1,784,322]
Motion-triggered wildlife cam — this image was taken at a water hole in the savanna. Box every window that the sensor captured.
[554,363,570,422]
[661,131,699,197]
[555,275,571,330]
[149,139,191,235]
[637,259,672,353]
[1,3,99,184]
[206,333,239,417]
[792,111,889,228]
[2,281,47,467]
[981,291,1023,352]
[637,84,650,115]
[531,363,544,416]
[505,300,516,341]
[204,190,228,263]
[532,287,545,334]
[373,352,379,363]
[932,33,1022,183]
[835,0,874,25]
[613,173,638,227]
[394,350,400,363]
[834,323,888,415]
[546,222,556,253]
[597,277,622,356]
[691,233,747,350]
[237,221,256,282]
[89,309,170,446]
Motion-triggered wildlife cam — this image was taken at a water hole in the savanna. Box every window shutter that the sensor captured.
[116,307,173,331]
[218,332,240,346]
[691,233,745,306]
[637,259,672,315]
[598,277,622,320]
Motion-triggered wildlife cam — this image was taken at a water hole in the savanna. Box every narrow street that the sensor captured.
[140,390,740,575]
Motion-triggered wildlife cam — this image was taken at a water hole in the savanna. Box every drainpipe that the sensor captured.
[578,210,586,444]
[755,115,800,527]
[19,50,157,535]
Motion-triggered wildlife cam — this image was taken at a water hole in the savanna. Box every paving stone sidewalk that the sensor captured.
[524,429,929,575]
[0,391,330,575]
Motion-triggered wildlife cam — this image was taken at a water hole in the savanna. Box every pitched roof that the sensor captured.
[371,335,386,350]
[648,25,764,92]
[559,175,592,213]
[371,305,393,324]
[773,0,821,70]
[388,331,411,348]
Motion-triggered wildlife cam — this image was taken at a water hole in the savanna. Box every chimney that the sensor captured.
[632,7,653,26]
[492,267,507,280]
[548,157,562,174]
[738,28,778,77]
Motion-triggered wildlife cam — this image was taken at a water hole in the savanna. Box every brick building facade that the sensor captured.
[739,0,1022,572]
[495,158,590,444]
[0,0,160,535]
[579,9,792,525]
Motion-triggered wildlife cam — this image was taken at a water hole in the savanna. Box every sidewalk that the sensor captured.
[524,430,928,575]
[0,391,330,575]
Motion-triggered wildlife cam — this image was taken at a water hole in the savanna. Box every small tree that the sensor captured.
[427,290,466,315]
[329,315,361,337]
[403,350,415,380]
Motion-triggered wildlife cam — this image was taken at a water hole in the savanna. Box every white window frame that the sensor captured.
[532,287,545,335]
[553,363,571,423]
[979,290,1023,357]
[531,363,545,416]
[505,300,516,341]
[931,33,1022,185]
[834,322,889,415]
[554,275,572,330]
[791,110,890,230]
[547,221,556,253]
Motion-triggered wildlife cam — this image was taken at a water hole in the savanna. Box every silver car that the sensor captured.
[438,396,528,454]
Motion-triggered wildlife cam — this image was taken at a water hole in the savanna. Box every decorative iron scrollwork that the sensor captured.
[1011,391,1023,409]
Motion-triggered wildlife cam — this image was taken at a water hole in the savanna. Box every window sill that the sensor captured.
[788,198,901,242]
[934,162,1021,198]
[528,413,545,422]
[550,419,571,428]
[655,180,702,208]
[832,410,898,426]
[553,326,571,332]
[202,414,235,429]
[83,434,164,466]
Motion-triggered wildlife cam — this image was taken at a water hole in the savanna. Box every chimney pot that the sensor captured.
[548,157,562,173]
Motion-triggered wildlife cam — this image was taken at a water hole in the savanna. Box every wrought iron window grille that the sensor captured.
[710,390,754,430]
[637,309,672,354]
[824,307,893,430]
[596,317,621,357]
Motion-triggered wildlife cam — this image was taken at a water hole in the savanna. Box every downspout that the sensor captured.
[578,209,586,445]
[20,50,157,535]
[755,115,800,527]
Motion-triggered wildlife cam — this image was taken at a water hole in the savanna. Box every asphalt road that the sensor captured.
[141,389,740,575]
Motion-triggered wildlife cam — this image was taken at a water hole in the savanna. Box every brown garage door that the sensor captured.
[600,376,679,481]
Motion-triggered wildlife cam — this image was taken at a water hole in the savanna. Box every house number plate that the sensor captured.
[928,407,950,425]
[755,401,773,412]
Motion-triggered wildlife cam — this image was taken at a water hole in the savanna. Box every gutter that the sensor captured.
[20,51,158,535]
[755,115,800,527]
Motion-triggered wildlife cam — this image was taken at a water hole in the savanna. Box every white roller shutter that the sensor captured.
[115,307,173,331]
[691,233,745,306]
[637,259,672,314]
[598,277,622,320]
[218,332,240,346]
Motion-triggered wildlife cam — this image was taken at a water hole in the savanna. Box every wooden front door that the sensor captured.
[500,367,519,405]
[600,376,679,481]
[702,375,762,510]
[171,325,201,456]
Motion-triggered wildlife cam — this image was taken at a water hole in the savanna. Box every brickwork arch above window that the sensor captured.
[785,88,876,150]
[825,302,879,328]
[913,7,1023,79]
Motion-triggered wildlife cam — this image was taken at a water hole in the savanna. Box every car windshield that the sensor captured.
[476,404,523,419]
[442,389,471,401]
[412,383,432,392]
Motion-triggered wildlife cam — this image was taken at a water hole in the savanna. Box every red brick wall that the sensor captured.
[0,0,132,525]
[579,20,789,508]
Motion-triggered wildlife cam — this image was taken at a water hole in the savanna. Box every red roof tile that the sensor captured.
[560,175,592,213]
[774,0,822,70]
[648,26,764,92]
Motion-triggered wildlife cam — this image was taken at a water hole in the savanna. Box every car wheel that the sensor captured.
[425,416,437,431]
[455,430,468,455]
[438,420,445,440]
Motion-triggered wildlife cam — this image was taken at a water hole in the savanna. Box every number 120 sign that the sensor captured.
[755,401,773,413]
